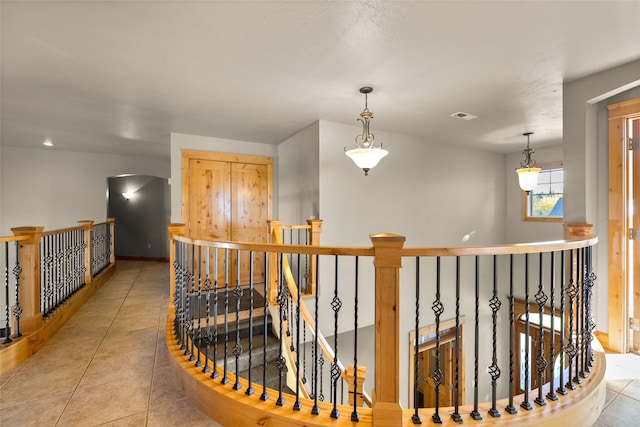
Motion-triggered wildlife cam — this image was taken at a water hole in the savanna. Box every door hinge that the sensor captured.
[630,137,639,151]
[631,317,640,332]
[630,228,639,240]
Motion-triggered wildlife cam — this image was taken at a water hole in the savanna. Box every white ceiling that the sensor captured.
[2,1,639,158]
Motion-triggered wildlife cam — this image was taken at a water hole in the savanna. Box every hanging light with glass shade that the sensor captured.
[345,87,388,175]
[516,131,541,193]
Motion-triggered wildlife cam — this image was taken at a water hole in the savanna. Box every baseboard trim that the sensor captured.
[116,255,169,262]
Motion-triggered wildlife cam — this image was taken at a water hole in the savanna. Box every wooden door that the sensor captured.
[230,162,269,285]
[188,159,230,240]
[183,151,272,287]
[416,335,461,409]
[631,117,639,353]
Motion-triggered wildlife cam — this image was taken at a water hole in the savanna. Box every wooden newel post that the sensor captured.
[168,224,186,320]
[107,218,116,266]
[370,233,405,427]
[306,219,322,295]
[11,226,44,334]
[563,222,594,239]
[267,220,283,304]
[77,221,94,284]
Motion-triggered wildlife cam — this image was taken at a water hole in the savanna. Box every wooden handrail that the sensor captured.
[167,223,604,427]
[269,225,374,407]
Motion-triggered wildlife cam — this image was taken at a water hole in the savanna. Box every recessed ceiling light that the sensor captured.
[450,112,479,120]
[43,139,53,147]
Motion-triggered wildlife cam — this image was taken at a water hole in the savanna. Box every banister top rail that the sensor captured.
[403,235,597,257]
[0,235,29,243]
[174,234,375,257]
[42,225,85,237]
[174,233,596,257]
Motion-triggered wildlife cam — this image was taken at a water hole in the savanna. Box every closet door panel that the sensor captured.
[231,162,269,284]
[189,159,231,240]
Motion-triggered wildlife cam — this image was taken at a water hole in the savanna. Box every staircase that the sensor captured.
[189,287,292,392]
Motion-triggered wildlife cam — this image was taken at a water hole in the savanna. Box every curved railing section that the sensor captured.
[166,222,604,427]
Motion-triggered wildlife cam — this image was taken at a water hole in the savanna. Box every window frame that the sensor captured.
[521,160,563,223]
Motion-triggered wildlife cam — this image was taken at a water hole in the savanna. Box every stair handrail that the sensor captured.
[270,223,374,407]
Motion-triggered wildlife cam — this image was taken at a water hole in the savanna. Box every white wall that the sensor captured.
[0,146,170,234]
[563,59,640,334]
[277,122,320,224]
[318,120,506,247]
[313,120,508,407]
[169,132,278,224]
[505,145,564,243]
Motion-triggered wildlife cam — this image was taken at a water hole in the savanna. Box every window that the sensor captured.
[522,161,563,222]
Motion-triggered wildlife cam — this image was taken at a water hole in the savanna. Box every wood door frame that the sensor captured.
[607,98,640,353]
[408,316,465,408]
[181,150,273,238]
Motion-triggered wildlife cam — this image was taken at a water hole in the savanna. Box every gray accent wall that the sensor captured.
[108,175,170,259]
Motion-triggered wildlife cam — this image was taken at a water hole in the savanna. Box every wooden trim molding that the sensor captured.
[607,98,640,352]
[167,314,607,427]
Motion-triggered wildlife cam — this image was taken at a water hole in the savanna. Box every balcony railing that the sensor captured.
[166,221,604,427]
[0,219,116,375]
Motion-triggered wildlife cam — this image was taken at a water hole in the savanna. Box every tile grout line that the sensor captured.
[53,265,144,427]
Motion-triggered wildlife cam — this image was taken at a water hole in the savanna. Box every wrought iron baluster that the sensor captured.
[3,242,12,344]
[311,256,320,415]
[203,247,212,374]
[351,255,360,422]
[188,244,196,362]
[233,249,243,391]
[585,247,597,371]
[293,248,302,411]
[246,251,255,396]
[212,248,220,379]
[180,241,189,350]
[260,251,269,401]
[565,249,577,391]
[222,248,230,385]
[173,241,182,340]
[411,257,421,425]
[505,254,518,415]
[521,254,533,411]
[432,256,444,424]
[580,247,588,379]
[535,252,548,407]
[575,248,584,384]
[547,252,558,401]
[303,320,308,386]
[556,251,568,396]
[574,249,583,385]
[276,253,286,406]
[488,255,501,418]
[195,246,203,368]
[471,256,482,420]
[11,241,23,339]
[330,255,341,419]
[451,256,462,423]
[319,354,325,403]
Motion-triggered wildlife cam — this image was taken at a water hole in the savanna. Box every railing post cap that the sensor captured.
[11,226,44,234]
[77,220,94,226]
[168,223,186,239]
[370,233,406,243]
[11,226,44,244]
[563,222,594,239]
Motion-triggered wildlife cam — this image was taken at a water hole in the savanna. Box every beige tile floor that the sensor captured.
[0,260,221,427]
[0,260,638,426]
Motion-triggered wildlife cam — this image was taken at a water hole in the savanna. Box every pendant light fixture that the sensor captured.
[515,132,541,193]
[345,87,388,175]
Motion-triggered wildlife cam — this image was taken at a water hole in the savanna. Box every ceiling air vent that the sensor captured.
[450,112,478,120]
